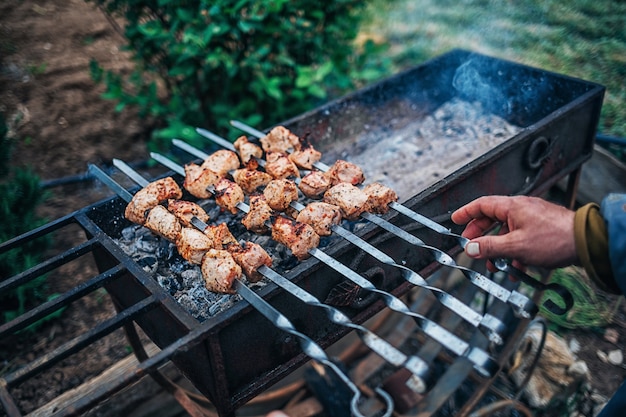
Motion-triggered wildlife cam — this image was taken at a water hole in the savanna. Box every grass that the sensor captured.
[359,0,626,140]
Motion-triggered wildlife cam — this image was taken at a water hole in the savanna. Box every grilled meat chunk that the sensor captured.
[271,216,320,260]
[363,182,398,214]
[260,126,301,153]
[242,195,274,233]
[323,183,369,220]
[167,199,209,227]
[201,249,242,294]
[124,177,183,225]
[202,222,239,250]
[289,145,321,170]
[183,163,220,199]
[263,178,299,212]
[232,163,272,194]
[144,205,182,243]
[228,241,272,283]
[299,170,331,199]
[326,160,365,186]
[177,227,214,264]
[296,202,342,236]
[265,151,300,179]
[200,149,241,177]
[214,178,245,214]
[233,135,263,164]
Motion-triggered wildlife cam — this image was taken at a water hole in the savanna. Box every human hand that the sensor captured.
[451,195,579,270]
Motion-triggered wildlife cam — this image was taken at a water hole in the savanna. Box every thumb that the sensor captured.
[464,235,508,260]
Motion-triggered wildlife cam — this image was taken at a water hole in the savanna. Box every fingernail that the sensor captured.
[466,242,480,256]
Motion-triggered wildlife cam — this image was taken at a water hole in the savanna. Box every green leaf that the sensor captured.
[265,77,283,100]
[307,84,327,99]
[176,8,194,22]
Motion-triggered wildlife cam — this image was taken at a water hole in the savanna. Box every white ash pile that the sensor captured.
[327,99,522,202]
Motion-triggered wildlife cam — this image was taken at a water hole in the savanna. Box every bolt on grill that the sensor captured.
[0,49,605,417]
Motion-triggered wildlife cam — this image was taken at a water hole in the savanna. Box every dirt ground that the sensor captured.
[1,1,626,416]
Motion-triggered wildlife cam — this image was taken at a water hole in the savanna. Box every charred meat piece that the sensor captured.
[296,202,342,236]
[200,149,241,177]
[265,151,300,179]
[363,182,398,214]
[263,178,299,212]
[228,241,272,283]
[299,170,331,199]
[242,195,274,234]
[289,145,321,170]
[271,216,320,260]
[323,183,369,220]
[202,222,239,250]
[167,199,209,227]
[232,162,273,194]
[234,135,263,164]
[201,249,242,294]
[260,126,301,153]
[214,178,245,214]
[124,177,183,225]
[177,227,214,264]
[183,163,221,199]
[326,160,365,186]
[144,205,182,243]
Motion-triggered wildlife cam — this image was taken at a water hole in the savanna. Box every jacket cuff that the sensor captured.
[574,203,618,293]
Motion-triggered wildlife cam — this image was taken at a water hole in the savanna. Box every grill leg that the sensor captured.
[563,167,582,209]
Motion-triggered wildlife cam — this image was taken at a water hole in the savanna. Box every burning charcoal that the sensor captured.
[135,255,158,274]
[121,226,137,241]
[181,268,203,288]
[209,294,236,316]
[176,293,203,319]
[168,259,189,275]
[156,274,182,295]
[135,233,161,253]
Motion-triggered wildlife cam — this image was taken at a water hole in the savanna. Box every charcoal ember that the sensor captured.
[177,293,203,318]
[135,232,161,253]
[156,274,182,295]
[168,259,190,275]
[121,226,138,241]
[180,268,203,288]
[135,255,158,274]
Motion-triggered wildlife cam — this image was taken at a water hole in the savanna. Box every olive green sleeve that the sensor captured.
[574,203,619,293]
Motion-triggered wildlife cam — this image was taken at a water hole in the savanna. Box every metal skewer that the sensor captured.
[148,152,499,378]
[222,121,544,319]
[172,138,506,344]
[110,159,431,391]
[89,163,395,417]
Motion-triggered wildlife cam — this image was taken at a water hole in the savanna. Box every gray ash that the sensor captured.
[115,197,341,322]
[320,98,522,202]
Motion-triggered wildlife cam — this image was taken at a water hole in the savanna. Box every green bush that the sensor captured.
[88,0,390,150]
[0,114,57,330]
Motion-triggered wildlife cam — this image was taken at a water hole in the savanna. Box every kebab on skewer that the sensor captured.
[131,158,509,369]
[174,136,396,230]
[223,123,546,323]
[185,128,527,343]
[89,165,405,409]
[120,173,274,293]
[97,163,503,382]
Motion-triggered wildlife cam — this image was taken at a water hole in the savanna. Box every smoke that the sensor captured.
[452,58,512,116]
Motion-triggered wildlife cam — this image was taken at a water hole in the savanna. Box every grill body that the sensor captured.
[0,49,605,417]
